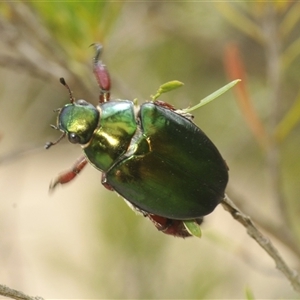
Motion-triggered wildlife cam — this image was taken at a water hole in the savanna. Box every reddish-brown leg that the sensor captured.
[153,100,176,110]
[146,214,203,238]
[92,43,111,103]
[49,156,88,192]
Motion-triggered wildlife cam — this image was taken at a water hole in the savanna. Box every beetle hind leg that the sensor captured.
[147,214,203,238]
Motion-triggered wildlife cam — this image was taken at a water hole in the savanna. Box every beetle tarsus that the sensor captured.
[91,43,103,62]
[92,43,111,103]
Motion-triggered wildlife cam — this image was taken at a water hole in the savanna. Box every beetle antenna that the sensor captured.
[45,132,66,150]
[60,77,75,104]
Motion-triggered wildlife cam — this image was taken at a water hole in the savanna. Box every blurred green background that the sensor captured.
[0,2,300,299]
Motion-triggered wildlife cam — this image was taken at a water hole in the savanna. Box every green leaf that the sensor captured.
[245,286,255,300]
[151,80,184,101]
[182,79,240,113]
[183,220,202,238]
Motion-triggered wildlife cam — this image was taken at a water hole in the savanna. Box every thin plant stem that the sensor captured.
[0,284,44,300]
[222,194,300,293]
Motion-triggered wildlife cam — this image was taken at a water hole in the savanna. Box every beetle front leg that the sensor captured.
[49,155,88,192]
[92,43,111,103]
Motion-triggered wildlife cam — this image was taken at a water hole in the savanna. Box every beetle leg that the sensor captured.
[49,156,88,192]
[146,214,189,238]
[92,43,111,103]
[153,100,176,110]
[101,173,115,191]
[146,214,204,238]
[154,100,195,121]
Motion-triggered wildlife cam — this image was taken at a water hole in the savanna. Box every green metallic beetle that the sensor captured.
[46,44,229,238]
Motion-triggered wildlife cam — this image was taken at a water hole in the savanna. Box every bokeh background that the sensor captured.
[0,2,300,299]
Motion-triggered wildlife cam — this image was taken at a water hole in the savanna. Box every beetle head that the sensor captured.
[45,78,99,149]
[58,100,99,145]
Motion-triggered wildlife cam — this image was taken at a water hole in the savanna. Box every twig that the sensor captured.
[226,187,300,260]
[222,194,300,293]
[0,284,44,300]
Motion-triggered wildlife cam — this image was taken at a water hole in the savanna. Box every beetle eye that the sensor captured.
[68,133,80,144]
